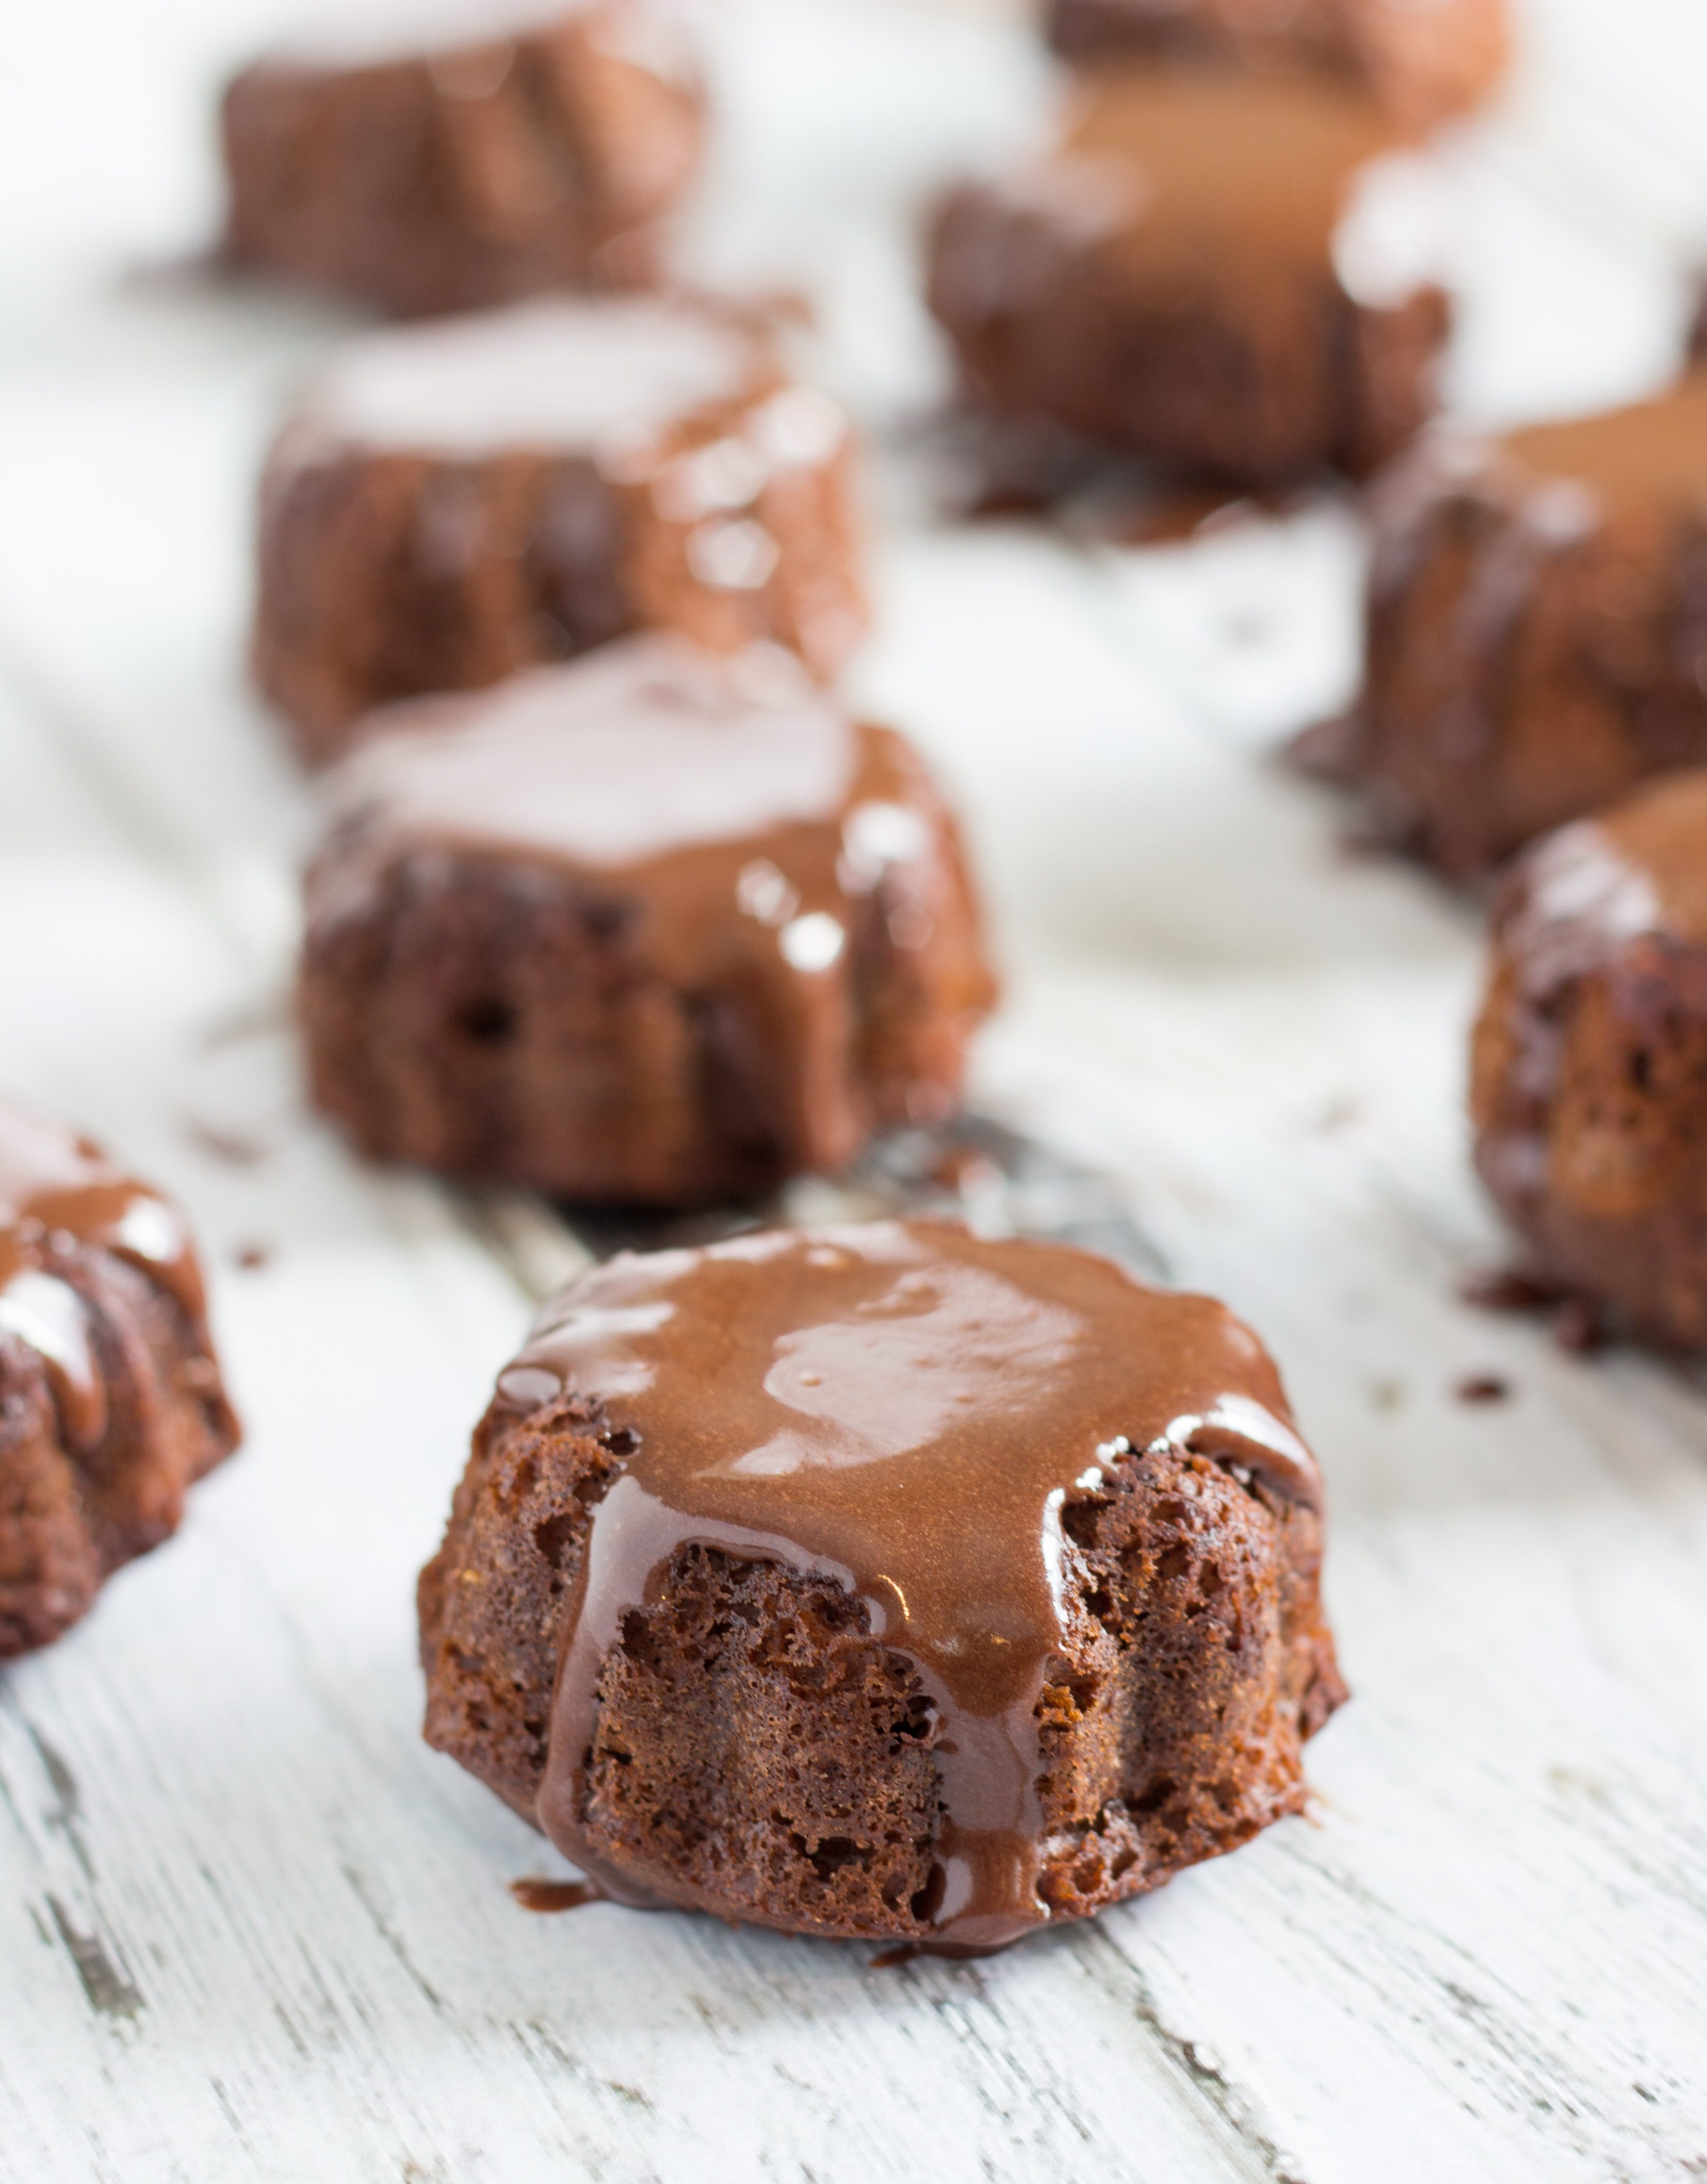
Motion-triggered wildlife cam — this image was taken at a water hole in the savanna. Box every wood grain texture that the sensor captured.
[2,2,1706,2178]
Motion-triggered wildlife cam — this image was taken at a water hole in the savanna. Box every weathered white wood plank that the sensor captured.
[2,3,1706,2180]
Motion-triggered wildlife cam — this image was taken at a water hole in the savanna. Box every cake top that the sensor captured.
[505,1218,1319,1951]
[291,297,761,459]
[1518,770,1707,953]
[1498,380,1707,511]
[1054,70,1398,265]
[314,637,858,881]
[0,1099,205,1450]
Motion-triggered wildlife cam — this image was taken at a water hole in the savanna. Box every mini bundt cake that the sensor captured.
[1044,0,1511,139]
[300,635,996,1204]
[419,1219,1345,1952]
[220,0,704,319]
[1471,769,1707,1349]
[0,1099,239,1656]
[927,71,1448,486]
[254,295,866,763]
[1335,384,1707,881]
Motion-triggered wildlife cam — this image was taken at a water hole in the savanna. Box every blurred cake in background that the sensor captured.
[1045,0,1510,137]
[0,1100,239,1657]
[300,636,996,1205]
[1471,770,1707,1350]
[221,0,705,318]
[254,295,866,763]
[1322,382,1707,879]
[928,71,1449,485]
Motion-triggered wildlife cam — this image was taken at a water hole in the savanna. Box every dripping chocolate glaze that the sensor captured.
[1501,768,1707,987]
[1359,383,1707,850]
[307,637,991,1172]
[496,1219,1321,1954]
[1374,382,1707,621]
[0,1099,208,1452]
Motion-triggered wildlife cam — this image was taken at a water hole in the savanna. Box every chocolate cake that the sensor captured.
[419,1219,1344,1952]
[927,71,1449,485]
[1045,0,1511,138]
[220,0,704,319]
[255,296,867,764]
[300,636,996,1204]
[1471,770,1707,1349]
[1337,383,1707,881]
[0,1101,239,1657]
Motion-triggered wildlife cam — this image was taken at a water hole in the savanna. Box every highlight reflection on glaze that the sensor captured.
[500,1220,1321,1953]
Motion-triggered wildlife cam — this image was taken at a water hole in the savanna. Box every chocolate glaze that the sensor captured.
[1477,771,1707,1199]
[0,1102,208,1454]
[1506,770,1707,972]
[1469,769,1707,1348]
[221,0,705,322]
[280,298,763,463]
[496,1219,1320,1953]
[938,72,1397,337]
[307,635,987,1187]
[1350,385,1707,876]
[255,296,861,754]
[1044,0,1511,139]
[313,636,858,888]
[1064,70,1397,266]
[928,70,1446,483]
[509,1876,603,1913]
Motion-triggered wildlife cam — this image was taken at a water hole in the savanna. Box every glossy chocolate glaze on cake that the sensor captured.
[312,638,892,988]
[1470,770,1707,1348]
[0,1099,238,1655]
[1498,383,1707,507]
[0,1103,209,1454]
[1477,772,1707,1188]
[1345,384,1707,877]
[1510,772,1707,965]
[221,0,705,320]
[254,298,862,756]
[496,1220,1320,1953]
[928,70,1446,483]
[1045,0,1511,138]
[1065,70,1397,266]
[302,635,993,1199]
[280,299,764,463]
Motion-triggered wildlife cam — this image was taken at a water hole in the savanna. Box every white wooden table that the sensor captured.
[3,3,1707,2178]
